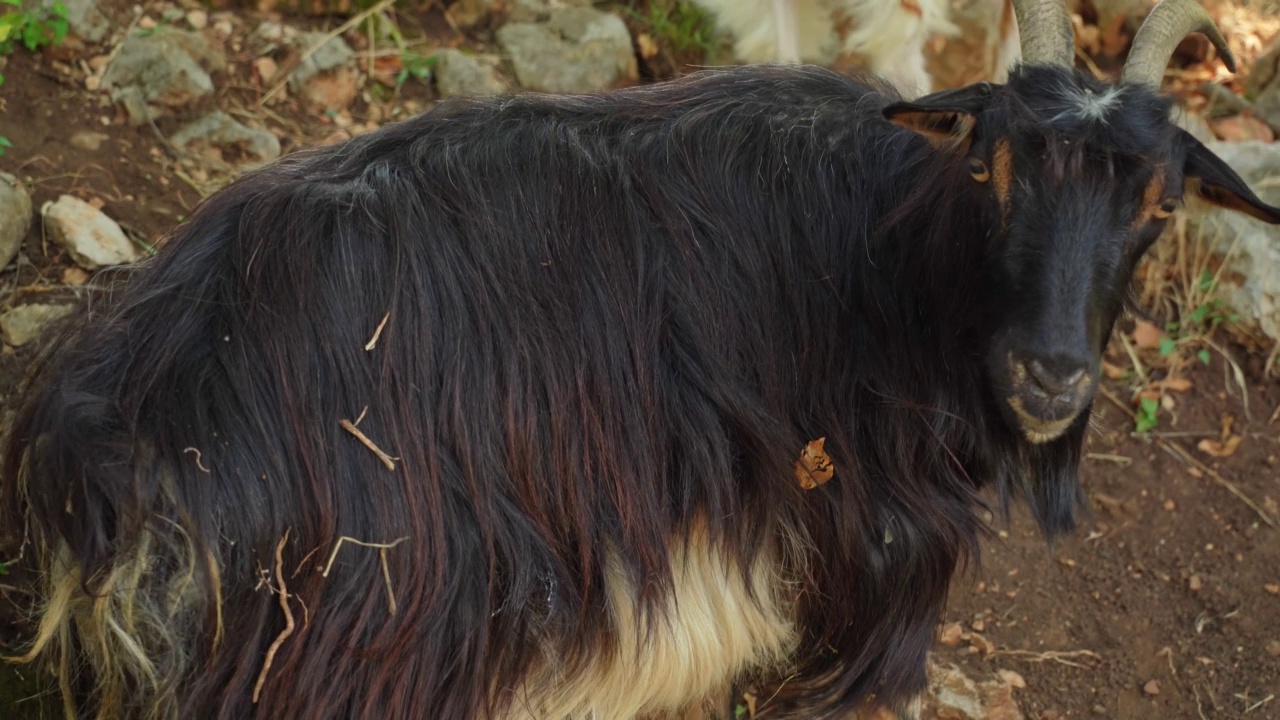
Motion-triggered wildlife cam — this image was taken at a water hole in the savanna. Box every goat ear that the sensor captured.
[883,84,994,146]
[1182,133,1280,224]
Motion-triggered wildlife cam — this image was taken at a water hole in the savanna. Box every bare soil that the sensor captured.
[0,2,1277,719]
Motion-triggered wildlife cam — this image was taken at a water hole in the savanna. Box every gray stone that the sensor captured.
[1184,142,1280,342]
[0,172,32,271]
[169,111,281,167]
[0,304,76,347]
[435,49,507,98]
[101,28,225,124]
[42,195,142,270]
[923,661,1024,720]
[508,0,592,23]
[498,8,637,94]
[1247,40,1280,132]
[287,32,355,91]
[43,0,109,43]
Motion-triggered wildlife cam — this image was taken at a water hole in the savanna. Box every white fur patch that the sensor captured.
[1055,85,1122,124]
[503,530,798,719]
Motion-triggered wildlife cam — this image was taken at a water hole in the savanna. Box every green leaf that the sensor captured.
[1198,269,1215,293]
[0,561,7,575]
[0,0,21,6]
[734,705,747,719]
[1135,397,1159,433]
[1197,349,1211,365]
[1158,338,1177,357]
[51,0,68,17]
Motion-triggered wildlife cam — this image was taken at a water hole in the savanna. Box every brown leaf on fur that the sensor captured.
[796,437,835,490]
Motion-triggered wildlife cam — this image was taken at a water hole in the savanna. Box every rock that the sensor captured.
[939,622,965,647]
[169,111,280,167]
[498,7,637,94]
[1183,142,1280,343]
[288,32,354,87]
[69,131,110,151]
[101,28,225,124]
[997,670,1026,689]
[1247,40,1280,132]
[508,0,593,23]
[435,49,507,98]
[0,304,76,347]
[287,32,357,110]
[42,195,141,270]
[1266,639,1280,657]
[186,9,208,30]
[924,662,1024,720]
[1142,680,1161,696]
[44,0,109,43]
[450,0,498,26]
[0,172,33,270]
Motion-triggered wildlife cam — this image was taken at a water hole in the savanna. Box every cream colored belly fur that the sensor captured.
[502,535,799,720]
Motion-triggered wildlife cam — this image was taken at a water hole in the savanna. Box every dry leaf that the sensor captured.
[1158,377,1192,393]
[1132,320,1164,350]
[968,632,996,655]
[1197,435,1243,458]
[1209,115,1275,143]
[796,437,834,490]
[1101,360,1129,380]
[1219,414,1235,441]
[61,267,90,285]
[636,33,659,60]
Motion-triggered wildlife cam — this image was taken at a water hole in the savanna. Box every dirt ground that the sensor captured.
[0,1,1277,719]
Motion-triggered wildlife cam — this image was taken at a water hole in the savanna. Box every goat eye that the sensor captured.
[1153,198,1179,219]
[968,159,990,183]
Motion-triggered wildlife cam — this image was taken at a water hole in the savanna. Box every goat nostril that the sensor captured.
[1026,359,1086,397]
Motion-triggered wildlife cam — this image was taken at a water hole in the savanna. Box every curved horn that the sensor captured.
[1122,0,1236,88]
[1010,0,1075,67]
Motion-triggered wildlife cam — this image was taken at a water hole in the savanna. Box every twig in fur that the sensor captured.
[365,312,391,351]
[183,447,211,473]
[339,418,397,471]
[321,536,409,616]
[253,530,295,704]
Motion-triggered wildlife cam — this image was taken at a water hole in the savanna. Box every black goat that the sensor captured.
[4,0,1278,718]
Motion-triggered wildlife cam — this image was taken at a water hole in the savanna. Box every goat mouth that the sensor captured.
[1006,395,1082,444]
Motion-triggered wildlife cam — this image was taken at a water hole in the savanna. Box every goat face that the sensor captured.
[885,65,1280,445]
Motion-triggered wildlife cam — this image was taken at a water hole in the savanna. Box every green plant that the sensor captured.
[0,0,69,53]
[396,51,435,89]
[1135,395,1160,433]
[627,0,717,55]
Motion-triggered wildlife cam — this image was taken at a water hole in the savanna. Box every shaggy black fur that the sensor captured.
[4,63,1278,720]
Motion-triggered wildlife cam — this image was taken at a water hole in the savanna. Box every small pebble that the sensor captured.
[998,669,1026,689]
[1189,575,1203,591]
[187,9,208,29]
[1266,640,1280,657]
[1162,499,1175,511]
[1143,680,1161,696]
[939,622,964,647]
